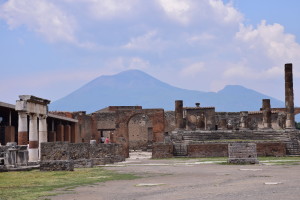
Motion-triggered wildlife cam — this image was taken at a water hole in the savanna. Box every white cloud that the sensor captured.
[236,21,300,62]
[157,0,191,25]
[181,62,206,77]
[122,30,168,52]
[0,0,77,43]
[105,57,150,71]
[157,0,243,26]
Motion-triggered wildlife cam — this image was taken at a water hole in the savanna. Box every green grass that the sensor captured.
[0,167,138,200]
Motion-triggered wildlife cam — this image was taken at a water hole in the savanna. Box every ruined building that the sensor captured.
[1,63,300,165]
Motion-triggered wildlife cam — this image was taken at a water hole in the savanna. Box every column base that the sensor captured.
[28,148,39,162]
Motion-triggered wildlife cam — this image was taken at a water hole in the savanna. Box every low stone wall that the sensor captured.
[257,142,286,156]
[40,142,125,170]
[152,143,173,159]
[187,143,228,157]
[40,160,74,171]
[152,141,286,158]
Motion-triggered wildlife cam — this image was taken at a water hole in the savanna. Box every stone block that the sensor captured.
[228,143,258,164]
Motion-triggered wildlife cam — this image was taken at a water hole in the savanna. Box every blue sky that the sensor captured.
[1,0,300,107]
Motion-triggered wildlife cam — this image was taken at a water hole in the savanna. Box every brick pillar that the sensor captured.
[5,126,15,144]
[64,125,71,142]
[262,99,272,129]
[18,112,28,145]
[56,124,64,141]
[285,63,295,129]
[39,115,47,159]
[29,114,38,162]
[175,100,184,129]
[48,131,56,142]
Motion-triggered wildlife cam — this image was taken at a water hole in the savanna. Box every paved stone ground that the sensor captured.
[49,152,300,200]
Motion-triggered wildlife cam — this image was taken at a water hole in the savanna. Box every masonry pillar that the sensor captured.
[18,112,28,145]
[175,100,184,129]
[56,124,64,141]
[39,115,47,159]
[64,125,71,142]
[48,120,56,142]
[240,111,249,129]
[262,99,272,129]
[5,126,15,144]
[285,63,295,129]
[29,114,38,162]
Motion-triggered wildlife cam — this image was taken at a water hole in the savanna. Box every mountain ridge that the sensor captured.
[49,69,284,113]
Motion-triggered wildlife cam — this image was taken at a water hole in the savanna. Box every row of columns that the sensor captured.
[17,112,48,162]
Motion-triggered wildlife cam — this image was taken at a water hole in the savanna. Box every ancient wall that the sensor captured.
[152,143,173,159]
[164,111,175,134]
[185,107,216,130]
[40,142,125,168]
[152,141,287,158]
[128,114,152,150]
[114,109,165,157]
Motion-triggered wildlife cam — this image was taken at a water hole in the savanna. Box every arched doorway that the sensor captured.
[128,114,153,150]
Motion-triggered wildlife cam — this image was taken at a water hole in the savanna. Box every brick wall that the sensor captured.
[152,143,173,159]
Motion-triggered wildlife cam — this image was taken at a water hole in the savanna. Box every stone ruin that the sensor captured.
[228,143,258,164]
[0,142,29,172]
[0,63,300,170]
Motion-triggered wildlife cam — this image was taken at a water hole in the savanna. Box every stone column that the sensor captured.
[175,100,184,129]
[18,112,28,145]
[39,115,47,159]
[64,125,71,142]
[285,63,295,129]
[240,111,249,129]
[262,99,272,129]
[29,114,38,162]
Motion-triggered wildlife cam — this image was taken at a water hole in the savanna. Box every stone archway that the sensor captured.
[128,114,153,150]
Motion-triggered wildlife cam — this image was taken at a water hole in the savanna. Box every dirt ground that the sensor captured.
[49,152,300,200]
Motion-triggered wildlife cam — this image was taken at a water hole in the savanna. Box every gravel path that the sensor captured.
[49,152,300,200]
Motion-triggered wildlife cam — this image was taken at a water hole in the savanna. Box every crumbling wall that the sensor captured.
[40,142,125,170]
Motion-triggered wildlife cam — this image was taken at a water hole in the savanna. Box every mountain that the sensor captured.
[49,69,284,113]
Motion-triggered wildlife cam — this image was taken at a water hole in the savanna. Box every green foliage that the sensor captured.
[0,167,138,200]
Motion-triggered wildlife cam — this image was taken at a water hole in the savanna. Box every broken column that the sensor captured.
[285,63,295,129]
[175,100,184,129]
[17,112,28,145]
[262,99,272,129]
